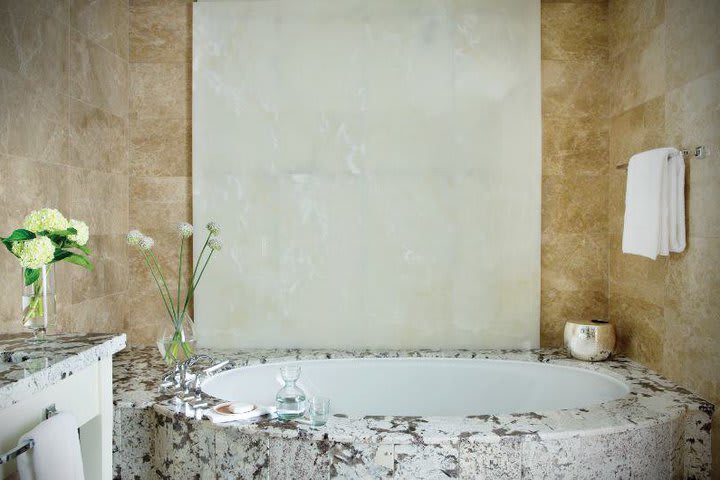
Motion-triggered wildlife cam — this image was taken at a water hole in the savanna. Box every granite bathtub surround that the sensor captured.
[0,332,126,408]
[0,0,130,336]
[112,347,713,479]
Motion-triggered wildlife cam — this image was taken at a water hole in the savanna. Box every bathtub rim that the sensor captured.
[147,349,714,445]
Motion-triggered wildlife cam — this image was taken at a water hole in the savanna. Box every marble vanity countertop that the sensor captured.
[113,346,714,444]
[0,332,126,409]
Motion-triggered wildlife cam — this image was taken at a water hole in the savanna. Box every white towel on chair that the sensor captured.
[16,412,85,480]
[622,147,685,260]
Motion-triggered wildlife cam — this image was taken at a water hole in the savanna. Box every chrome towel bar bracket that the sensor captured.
[0,403,58,464]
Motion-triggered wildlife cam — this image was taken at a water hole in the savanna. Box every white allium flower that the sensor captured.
[18,236,54,269]
[177,222,193,238]
[126,230,143,246]
[206,221,221,236]
[138,236,155,251]
[208,238,223,251]
[68,219,89,246]
[22,208,68,233]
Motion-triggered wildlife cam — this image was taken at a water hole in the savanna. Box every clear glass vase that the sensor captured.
[21,265,56,343]
[275,365,307,420]
[156,314,196,366]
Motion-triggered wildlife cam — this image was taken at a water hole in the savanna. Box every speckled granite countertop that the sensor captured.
[113,346,714,444]
[0,333,126,409]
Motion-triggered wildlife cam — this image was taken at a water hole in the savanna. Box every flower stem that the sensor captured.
[142,252,175,321]
[177,237,184,320]
[149,250,177,323]
[180,250,214,320]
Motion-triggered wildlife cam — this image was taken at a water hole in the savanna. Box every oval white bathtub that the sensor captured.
[202,358,630,417]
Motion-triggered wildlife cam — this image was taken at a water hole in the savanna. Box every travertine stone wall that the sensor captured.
[539,0,610,346]
[607,0,720,471]
[126,0,193,345]
[0,0,129,335]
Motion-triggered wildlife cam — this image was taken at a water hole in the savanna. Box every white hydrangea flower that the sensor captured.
[22,208,68,233]
[206,221,221,236]
[138,236,155,251]
[68,219,89,246]
[126,230,143,246]
[177,222,193,238]
[18,236,54,269]
[11,242,24,257]
[208,238,223,251]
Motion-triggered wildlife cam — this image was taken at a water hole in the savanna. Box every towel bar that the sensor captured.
[0,404,58,464]
[0,439,34,465]
[616,146,707,170]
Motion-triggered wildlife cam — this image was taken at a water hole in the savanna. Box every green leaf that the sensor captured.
[2,229,35,244]
[43,227,77,236]
[64,241,91,255]
[24,268,40,286]
[1,229,36,255]
[52,249,73,263]
[63,253,94,271]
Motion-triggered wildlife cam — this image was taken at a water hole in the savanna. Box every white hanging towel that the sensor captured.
[622,147,686,260]
[16,412,85,480]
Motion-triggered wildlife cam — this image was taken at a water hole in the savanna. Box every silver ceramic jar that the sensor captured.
[564,319,616,362]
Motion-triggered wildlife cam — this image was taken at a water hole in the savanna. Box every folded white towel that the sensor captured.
[17,412,85,480]
[622,147,685,259]
[204,405,277,424]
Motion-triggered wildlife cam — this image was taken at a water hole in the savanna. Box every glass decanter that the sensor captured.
[275,365,306,420]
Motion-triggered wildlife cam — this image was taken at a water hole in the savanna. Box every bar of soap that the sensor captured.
[229,402,254,414]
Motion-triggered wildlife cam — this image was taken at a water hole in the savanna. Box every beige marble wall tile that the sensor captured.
[541,2,608,62]
[608,0,664,57]
[130,0,192,8]
[666,70,720,238]
[542,233,608,292]
[70,234,128,304]
[663,237,720,398]
[70,0,129,59]
[608,234,667,306]
[130,63,189,119]
[542,60,609,118]
[130,176,191,204]
[0,154,71,231]
[542,175,608,234]
[68,168,129,235]
[129,193,191,234]
[33,0,71,24]
[608,96,665,167]
[543,116,609,176]
[69,30,128,117]
[0,1,68,93]
[540,289,607,346]
[607,169,626,236]
[0,68,67,165]
[609,25,665,116]
[130,4,191,63]
[665,0,720,89]
[130,117,190,176]
[68,99,128,173]
[0,0,129,340]
[60,292,127,335]
[609,292,665,372]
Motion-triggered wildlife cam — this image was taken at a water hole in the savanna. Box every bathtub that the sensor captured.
[202,358,630,417]
[129,349,712,479]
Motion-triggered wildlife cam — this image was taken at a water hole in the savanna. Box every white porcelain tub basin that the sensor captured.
[201,358,630,417]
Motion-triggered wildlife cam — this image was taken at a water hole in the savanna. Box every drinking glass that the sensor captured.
[306,396,330,427]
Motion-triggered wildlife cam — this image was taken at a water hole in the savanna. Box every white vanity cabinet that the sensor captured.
[0,334,126,480]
